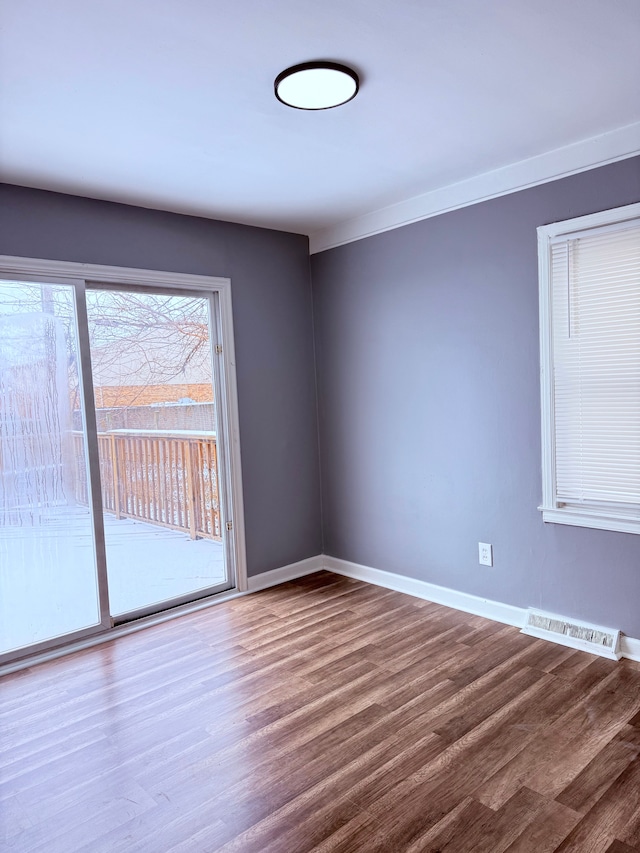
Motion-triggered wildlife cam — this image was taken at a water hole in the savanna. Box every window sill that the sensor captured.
[540,506,640,535]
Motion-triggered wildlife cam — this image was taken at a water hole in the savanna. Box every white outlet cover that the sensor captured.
[479,542,493,566]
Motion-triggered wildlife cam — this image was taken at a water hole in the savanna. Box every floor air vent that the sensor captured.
[521,609,621,660]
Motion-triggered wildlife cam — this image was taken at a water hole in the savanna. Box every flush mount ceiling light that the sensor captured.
[274,61,359,110]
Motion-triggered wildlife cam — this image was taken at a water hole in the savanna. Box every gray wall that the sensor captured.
[0,184,322,576]
[5,160,640,634]
[311,157,640,637]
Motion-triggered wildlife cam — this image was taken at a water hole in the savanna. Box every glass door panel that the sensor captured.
[85,287,228,617]
[0,281,102,654]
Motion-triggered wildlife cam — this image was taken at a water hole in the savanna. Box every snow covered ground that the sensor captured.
[0,506,226,655]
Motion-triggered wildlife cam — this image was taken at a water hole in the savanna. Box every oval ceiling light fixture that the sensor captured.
[274,61,359,110]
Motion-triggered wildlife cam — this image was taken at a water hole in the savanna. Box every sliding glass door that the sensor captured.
[85,286,229,619]
[0,264,242,664]
[0,280,107,655]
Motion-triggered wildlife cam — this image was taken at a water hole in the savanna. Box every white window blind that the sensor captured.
[551,221,640,508]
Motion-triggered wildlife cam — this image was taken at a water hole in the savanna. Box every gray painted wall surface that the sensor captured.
[311,157,640,637]
[0,184,322,576]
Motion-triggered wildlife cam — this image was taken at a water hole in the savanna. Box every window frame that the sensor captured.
[538,202,640,535]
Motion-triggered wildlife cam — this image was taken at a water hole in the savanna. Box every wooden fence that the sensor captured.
[73,430,221,541]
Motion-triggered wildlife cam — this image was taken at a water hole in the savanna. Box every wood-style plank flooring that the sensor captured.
[2,571,640,852]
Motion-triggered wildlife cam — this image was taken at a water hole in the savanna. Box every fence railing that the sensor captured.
[73,430,221,541]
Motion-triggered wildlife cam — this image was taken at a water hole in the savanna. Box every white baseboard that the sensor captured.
[323,555,526,628]
[247,555,325,592]
[621,635,640,662]
[319,555,640,663]
[4,552,638,677]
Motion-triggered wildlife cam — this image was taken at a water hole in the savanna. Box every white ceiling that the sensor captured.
[1,0,639,248]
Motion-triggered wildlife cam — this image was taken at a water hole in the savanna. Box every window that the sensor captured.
[538,202,640,534]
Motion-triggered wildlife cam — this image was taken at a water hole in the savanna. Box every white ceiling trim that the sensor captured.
[309,122,640,254]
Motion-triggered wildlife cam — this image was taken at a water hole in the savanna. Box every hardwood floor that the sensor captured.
[2,571,640,852]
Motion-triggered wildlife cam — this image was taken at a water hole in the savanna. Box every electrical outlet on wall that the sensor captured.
[479,542,493,567]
